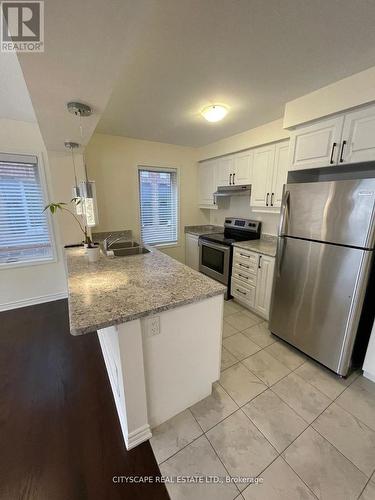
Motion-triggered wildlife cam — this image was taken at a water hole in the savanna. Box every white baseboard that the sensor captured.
[0,291,68,312]
[363,370,375,383]
[126,424,152,450]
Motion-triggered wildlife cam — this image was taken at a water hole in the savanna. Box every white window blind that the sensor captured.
[138,168,178,245]
[0,153,53,265]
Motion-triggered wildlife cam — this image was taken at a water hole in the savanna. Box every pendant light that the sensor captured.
[64,141,83,215]
[66,101,98,227]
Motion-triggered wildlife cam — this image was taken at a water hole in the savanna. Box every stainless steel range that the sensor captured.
[199,218,261,299]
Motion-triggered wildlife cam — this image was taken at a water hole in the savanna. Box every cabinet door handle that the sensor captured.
[236,289,247,296]
[266,193,269,206]
[239,253,250,258]
[339,140,347,163]
[229,173,232,185]
[238,273,248,279]
[232,173,235,185]
[258,255,262,269]
[270,193,274,206]
[329,142,337,164]
[239,263,250,268]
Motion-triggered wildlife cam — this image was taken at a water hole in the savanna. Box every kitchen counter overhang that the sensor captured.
[65,246,225,335]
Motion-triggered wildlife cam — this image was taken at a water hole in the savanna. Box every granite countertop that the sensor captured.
[233,235,277,257]
[65,247,225,336]
[184,225,222,236]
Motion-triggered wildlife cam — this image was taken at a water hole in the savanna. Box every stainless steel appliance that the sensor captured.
[199,218,261,299]
[213,184,251,199]
[270,178,375,376]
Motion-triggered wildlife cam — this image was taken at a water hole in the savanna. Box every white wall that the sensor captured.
[196,118,289,161]
[0,119,68,310]
[85,133,209,263]
[284,66,375,128]
[209,197,279,235]
[363,321,375,382]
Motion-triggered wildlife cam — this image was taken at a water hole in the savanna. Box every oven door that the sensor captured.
[199,240,230,285]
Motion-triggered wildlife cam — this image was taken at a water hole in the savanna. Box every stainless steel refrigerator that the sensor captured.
[269,178,375,376]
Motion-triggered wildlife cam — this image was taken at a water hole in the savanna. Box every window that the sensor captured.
[0,153,53,265]
[138,167,178,245]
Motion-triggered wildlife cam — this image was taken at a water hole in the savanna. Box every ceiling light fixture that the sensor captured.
[201,104,228,122]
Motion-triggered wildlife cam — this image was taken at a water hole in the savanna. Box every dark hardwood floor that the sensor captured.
[0,300,169,500]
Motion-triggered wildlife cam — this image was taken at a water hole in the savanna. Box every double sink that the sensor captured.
[101,240,150,257]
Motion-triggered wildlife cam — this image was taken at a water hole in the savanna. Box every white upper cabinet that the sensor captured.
[217,155,234,187]
[289,103,375,171]
[216,151,252,187]
[198,159,217,208]
[289,116,344,171]
[234,150,252,185]
[271,141,290,208]
[340,105,375,164]
[251,144,275,208]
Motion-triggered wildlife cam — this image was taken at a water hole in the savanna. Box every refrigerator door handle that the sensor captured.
[277,190,290,277]
[276,236,285,277]
[278,190,290,237]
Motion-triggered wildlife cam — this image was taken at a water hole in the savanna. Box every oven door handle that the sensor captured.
[198,239,231,254]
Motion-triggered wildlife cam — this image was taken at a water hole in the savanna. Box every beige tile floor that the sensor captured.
[150,301,375,500]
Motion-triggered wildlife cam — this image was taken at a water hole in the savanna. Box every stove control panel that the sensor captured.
[224,218,261,233]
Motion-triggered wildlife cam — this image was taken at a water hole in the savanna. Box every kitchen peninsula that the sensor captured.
[65,246,225,450]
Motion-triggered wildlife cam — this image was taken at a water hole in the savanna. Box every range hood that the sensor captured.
[213,184,251,198]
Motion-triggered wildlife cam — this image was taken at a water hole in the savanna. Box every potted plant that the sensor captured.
[44,198,100,262]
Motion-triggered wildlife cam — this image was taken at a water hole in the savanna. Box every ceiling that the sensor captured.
[15,0,375,151]
[97,0,375,147]
[17,0,151,151]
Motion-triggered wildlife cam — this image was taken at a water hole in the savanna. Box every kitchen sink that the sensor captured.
[101,239,150,257]
[111,247,150,257]
[107,241,140,250]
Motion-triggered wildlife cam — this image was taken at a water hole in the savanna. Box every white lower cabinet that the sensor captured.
[185,233,200,271]
[254,254,275,318]
[232,247,275,319]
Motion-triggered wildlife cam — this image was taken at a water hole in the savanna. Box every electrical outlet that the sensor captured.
[145,316,160,337]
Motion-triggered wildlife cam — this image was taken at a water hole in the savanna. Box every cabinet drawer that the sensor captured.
[233,255,258,275]
[232,265,257,286]
[231,278,255,307]
[234,247,259,263]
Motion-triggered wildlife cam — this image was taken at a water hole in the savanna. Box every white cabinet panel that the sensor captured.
[217,156,234,187]
[185,234,199,271]
[289,116,344,171]
[271,141,289,208]
[341,104,375,164]
[234,150,252,185]
[232,249,275,319]
[198,160,217,208]
[231,278,256,308]
[254,255,275,319]
[251,144,275,207]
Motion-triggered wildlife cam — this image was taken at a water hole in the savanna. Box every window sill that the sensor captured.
[0,256,56,270]
[151,242,180,250]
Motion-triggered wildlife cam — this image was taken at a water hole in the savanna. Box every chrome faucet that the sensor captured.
[103,233,127,251]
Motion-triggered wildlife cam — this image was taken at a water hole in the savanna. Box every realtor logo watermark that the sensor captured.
[1,1,44,52]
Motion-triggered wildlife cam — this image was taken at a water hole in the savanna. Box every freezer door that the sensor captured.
[282,179,375,248]
[269,237,372,375]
